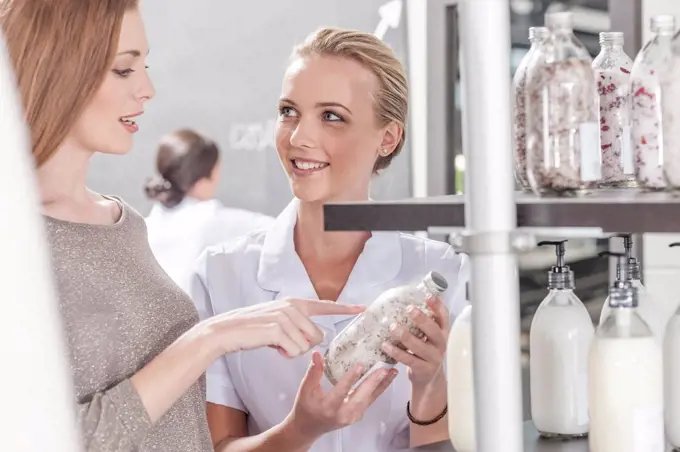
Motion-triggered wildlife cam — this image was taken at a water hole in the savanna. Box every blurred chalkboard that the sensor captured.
[87,0,411,217]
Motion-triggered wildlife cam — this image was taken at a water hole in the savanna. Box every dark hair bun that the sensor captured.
[143,129,220,209]
[144,176,184,208]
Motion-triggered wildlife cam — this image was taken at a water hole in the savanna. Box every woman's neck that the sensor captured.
[37,140,93,205]
[294,199,371,262]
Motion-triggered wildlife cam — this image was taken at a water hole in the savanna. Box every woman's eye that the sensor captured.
[279,106,298,118]
[323,111,343,122]
[113,68,135,78]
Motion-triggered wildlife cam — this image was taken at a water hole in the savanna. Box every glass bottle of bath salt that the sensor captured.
[592,32,635,188]
[631,15,676,190]
[513,26,551,192]
[323,272,448,385]
[662,29,680,189]
[526,12,601,196]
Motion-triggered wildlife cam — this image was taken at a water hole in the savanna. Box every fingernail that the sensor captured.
[389,323,397,332]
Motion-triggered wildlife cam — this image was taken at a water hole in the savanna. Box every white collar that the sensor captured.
[256,198,402,294]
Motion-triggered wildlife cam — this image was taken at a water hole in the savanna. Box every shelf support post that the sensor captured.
[458,1,523,451]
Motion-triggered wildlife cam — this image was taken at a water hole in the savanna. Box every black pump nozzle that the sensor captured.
[670,242,680,248]
[599,251,637,307]
[599,251,630,281]
[538,240,568,268]
[615,233,634,259]
[613,234,641,280]
[538,240,573,290]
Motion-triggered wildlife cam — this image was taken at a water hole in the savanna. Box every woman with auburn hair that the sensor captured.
[0,1,364,451]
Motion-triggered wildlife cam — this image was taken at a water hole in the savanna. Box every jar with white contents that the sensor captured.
[323,272,448,385]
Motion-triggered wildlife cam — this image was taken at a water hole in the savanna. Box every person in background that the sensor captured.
[190,27,470,452]
[0,1,365,451]
[144,129,274,294]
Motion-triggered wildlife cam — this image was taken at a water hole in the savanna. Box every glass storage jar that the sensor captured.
[592,32,635,187]
[526,12,600,196]
[631,15,676,190]
[662,26,680,189]
[323,271,448,385]
[513,26,551,192]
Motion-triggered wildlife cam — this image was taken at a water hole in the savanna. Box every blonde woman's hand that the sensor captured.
[285,351,398,439]
[207,298,365,358]
[381,295,449,388]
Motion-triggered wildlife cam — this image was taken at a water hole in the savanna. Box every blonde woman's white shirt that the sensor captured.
[189,198,470,451]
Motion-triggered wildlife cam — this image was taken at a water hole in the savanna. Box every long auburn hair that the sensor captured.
[0,0,139,166]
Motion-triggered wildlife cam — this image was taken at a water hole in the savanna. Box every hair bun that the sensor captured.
[144,176,172,200]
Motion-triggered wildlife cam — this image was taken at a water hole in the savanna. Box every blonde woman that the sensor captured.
[191,28,471,451]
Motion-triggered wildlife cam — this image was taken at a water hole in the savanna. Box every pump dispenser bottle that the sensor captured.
[529,240,594,438]
[446,304,475,452]
[664,243,680,448]
[598,234,665,345]
[589,252,664,452]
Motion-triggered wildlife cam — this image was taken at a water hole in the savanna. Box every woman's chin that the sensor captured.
[289,181,329,204]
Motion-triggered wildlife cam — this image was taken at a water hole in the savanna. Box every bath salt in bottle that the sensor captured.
[662,31,680,188]
[631,15,676,190]
[323,272,448,385]
[513,27,551,192]
[593,32,635,187]
[526,12,600,196]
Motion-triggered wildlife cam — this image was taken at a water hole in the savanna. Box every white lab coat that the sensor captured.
[189,198,470,452]
[145,198,274,294]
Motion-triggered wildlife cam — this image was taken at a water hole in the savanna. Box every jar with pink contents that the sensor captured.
[526,12,600,196]
[513,27,551,192]
[631,15,676,190]
[662,30,680,189]
[593,32,635,188]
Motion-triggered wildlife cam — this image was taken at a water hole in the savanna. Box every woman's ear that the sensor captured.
[379,122,403,156]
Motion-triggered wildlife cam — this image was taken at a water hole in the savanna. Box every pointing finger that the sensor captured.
[292,299,366,317]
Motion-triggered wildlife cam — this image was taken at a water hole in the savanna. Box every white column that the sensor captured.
[406,0,429,198]
[458,1,524,451]
[0,32,81,451]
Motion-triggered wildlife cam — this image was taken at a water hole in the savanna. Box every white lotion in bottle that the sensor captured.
[530,240,594,438]
[447,304,475,452]
[599,234,665,345]
[589,251,664,452]
[664,242,680,449]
